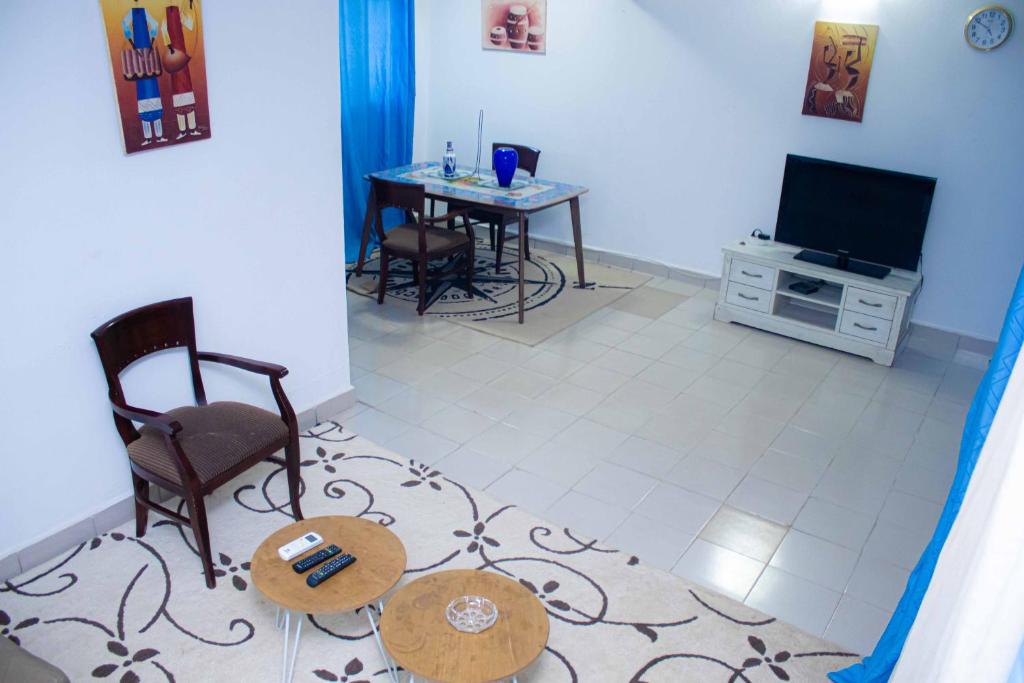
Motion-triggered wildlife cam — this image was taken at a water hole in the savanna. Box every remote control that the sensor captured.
[306,554,357,588]
[278,532,323,561]
[292,544,342,574]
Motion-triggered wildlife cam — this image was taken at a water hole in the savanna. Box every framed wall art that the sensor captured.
[802,21,879,123]
[482,1,547,54]
[99,0,211,154]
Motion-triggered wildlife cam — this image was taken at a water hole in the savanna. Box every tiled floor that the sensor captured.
[340,267,987,655]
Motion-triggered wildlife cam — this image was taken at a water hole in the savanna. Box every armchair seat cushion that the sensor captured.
[382,224,470,256]
[127,401,289,485]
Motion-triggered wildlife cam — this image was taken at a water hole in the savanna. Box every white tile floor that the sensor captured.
[341,269,987,653]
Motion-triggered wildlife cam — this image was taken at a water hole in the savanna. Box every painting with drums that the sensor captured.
[482,1,547,54]
[802,21,879,123]
[99,0,211,154]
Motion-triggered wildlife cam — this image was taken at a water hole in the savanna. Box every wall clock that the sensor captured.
[965,5,1013,50]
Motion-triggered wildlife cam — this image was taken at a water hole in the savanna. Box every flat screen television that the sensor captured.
[774,154,937,278]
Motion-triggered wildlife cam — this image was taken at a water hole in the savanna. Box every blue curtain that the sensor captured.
[831,266,1024,682]
[340,0,415,263]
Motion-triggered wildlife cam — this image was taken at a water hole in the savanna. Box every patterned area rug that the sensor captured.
[0,422,857,682]
[347,239,650,346]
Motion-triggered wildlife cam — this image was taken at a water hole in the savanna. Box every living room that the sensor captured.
[2,1,1022,682]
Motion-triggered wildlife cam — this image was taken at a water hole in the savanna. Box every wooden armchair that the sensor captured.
[91,297,303,589]
[372,177,476,315]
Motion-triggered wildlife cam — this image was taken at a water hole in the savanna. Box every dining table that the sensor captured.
[355,162,590,323]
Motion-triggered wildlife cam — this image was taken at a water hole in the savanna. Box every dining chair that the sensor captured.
[372,177,475,315]
[91,297,304,589]
[465,143,541,271]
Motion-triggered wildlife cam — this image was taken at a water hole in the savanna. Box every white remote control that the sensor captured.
[278,532,323,561]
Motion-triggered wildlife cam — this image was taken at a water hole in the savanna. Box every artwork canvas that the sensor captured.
[99,0,211,154]
[802,21,878,123]
[482,1,547,54]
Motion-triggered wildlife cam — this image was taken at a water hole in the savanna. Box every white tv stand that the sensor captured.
[714,240,922,366]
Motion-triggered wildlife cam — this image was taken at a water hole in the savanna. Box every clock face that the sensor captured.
[966,6,1013,50]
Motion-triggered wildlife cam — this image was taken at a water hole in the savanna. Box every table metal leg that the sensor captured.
[569,196,587,289]
[517,211,526,323]
[365,602,400,683]
[280,610,303,683]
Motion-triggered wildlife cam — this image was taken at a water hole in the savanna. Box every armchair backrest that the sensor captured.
[371,177,426,218]
[370,177,428,252]
[491,143,541,177]
[91,298,207,433]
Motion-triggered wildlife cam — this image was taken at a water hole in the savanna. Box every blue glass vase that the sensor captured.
[493,147,518,188]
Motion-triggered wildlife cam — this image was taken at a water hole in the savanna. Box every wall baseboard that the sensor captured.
[528,234,719,289]
[1,388,356,583]
[528,233,994,362]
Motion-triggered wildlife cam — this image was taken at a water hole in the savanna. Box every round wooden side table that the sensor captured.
[379,569,549,683]
[251,516,407,683]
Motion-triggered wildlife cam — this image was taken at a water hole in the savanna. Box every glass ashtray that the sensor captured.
[446,595,498,633]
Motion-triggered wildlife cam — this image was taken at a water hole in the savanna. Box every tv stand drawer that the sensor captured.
[839,310,892,345]
[845,287,897,320]
[728,259,775,290]
[725,282,772,313]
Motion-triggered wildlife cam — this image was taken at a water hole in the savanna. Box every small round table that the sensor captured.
[379,569,549,683]
[251,516,406,683]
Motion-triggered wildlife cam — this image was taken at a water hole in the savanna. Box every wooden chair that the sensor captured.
[453,143,541,271]
[91,297,303,589]
[372,177,475,315]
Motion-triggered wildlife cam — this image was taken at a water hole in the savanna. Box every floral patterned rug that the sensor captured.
[0,421,857,682]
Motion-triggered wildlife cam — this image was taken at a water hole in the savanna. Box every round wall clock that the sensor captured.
[965,5,1013,50]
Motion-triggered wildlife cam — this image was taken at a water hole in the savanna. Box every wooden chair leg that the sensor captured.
[496,226,506,271]
[416,259,428,315]
[184,491,216,589]
[489,222,496,251]
[132,473,150,537]
[284,435,304,521]
[467,244,475,298]
[411,259,420,285]
[377,253,389,305]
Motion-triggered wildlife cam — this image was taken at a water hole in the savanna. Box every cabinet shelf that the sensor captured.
[776,271,843,308]
[773,297,839,330]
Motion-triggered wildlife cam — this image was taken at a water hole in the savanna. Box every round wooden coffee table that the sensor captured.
[379,569,549,683]
[251,516,406,683]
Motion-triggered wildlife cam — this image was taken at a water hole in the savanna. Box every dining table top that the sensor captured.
[367,162,588,212]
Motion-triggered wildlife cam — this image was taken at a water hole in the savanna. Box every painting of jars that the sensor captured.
[482,1,546,54]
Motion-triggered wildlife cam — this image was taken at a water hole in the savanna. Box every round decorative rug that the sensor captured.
[347,238,650,345]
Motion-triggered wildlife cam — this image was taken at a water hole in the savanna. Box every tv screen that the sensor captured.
[774,155,936,272]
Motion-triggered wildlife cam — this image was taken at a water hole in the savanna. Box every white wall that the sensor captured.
[414,0,1024,340]
[0,2,349,558]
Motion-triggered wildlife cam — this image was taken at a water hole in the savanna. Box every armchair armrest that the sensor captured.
[196,351,288,379]
[423,208,471,225]
[110,400,182,435]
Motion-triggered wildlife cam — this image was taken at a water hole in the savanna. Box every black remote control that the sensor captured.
[306,554,357,587]
[292,544,342,574]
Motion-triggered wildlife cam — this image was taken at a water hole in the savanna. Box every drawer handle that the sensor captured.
[737,293,760,301]
[858,298,883,308]
[740,270,763,278]
[853,322,878,331]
